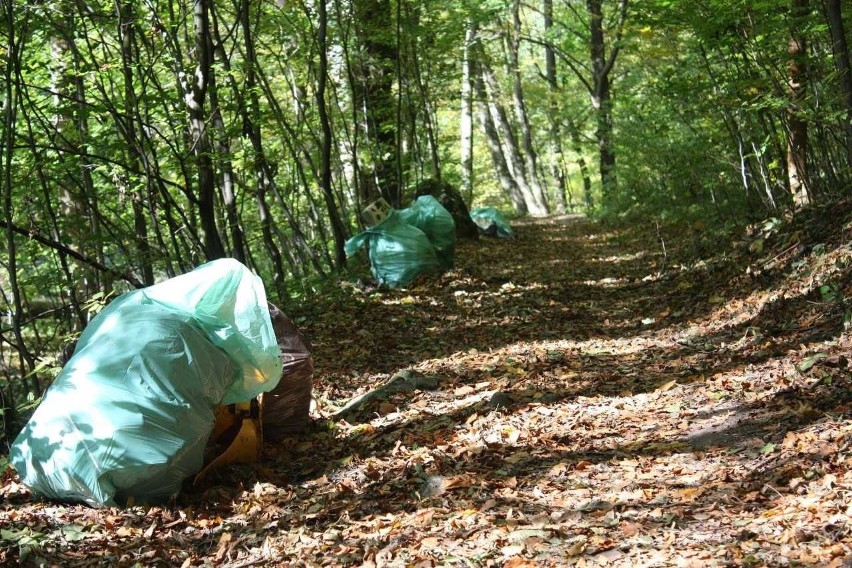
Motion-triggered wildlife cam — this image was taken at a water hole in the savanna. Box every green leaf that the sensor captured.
[818,282,840,303]
[799,353,826,372]
[1,527,44,545]
[759,443,776,454]
[58,525,90,542]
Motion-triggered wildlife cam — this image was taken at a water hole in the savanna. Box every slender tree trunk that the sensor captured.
[474,65,528,214]
[566,115,594,210]
[185,0,225,259]
[587,0,620,203]
[333,0,363,211]
[49,1,88,327]
[317,0,348,268]
[787,0,811,208]
[825,0,852,168]
[353,0,399,205]
[117,0,155,285]
[460,20,476,200]
[544,0,567,212]
[207,7,246,263]
[70,43,105,294]
[410,27,441,181]
[238,1,326,281]
[1,2,36,387]
[511,0,549,214]
[478,51,547,214]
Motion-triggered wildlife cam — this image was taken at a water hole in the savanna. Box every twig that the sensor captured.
[761,242,800,269]
[655,221,668,273]
[0,219,144,288]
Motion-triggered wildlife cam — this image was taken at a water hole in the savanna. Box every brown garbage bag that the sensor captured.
[263,303,314,441]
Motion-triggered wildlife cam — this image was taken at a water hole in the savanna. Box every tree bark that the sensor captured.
[117,0,156,285]
[408,9,441,182]
[544,0,567,212]
[566,115,594,210]
[185,0,225,260]
[49,0,89,327]
[587,0,623,203]
[317,0,348,268]
[478,50,548,215]
[511,0,549,214]
[473,64,528,214]
[353,0,400,206]
[787,0,811,208]
[460,20,476,200]
[207,7,247,264]
[1,3,36,383]
[825,0,852,167]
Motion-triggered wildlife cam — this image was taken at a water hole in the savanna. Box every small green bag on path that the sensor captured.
[471,207,514,239]
[345,209,440,288]
[9,258,283,507]
[398,195,456,269]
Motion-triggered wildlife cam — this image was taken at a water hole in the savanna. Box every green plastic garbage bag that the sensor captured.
[345,209,440,288]
[398,195,456,268]
[9,259,283,507]
[471,207,514,239]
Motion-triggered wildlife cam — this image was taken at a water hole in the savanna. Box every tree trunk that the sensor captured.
[117,1,155,285]
[1,2,36,386]
[566,115,594,210]
[185,0,225,260]
[317,0,348,268]
[788,0,811,208]
[511,0,549,214]
[460,20,477,200]
[544,0,567,212]
[825,0,852,167]
[409,12,441,182]
[207,7,247,263]
[474,65,528,214]
[333,0,364,212]
[353,0,400,206]
[587,0,620,203]
[478,51,547,215]
[49,0,89,327]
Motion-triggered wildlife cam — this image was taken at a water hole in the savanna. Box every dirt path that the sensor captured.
[2,213,850,566]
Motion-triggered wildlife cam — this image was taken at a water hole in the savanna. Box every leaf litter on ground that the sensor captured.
[2,204,852,567]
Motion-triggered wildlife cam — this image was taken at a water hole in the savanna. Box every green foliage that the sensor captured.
[818,281,841,304]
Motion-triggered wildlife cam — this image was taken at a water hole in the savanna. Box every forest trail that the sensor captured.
[2,211,851,566]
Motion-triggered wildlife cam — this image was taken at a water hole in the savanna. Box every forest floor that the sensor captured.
[2,202,852,567]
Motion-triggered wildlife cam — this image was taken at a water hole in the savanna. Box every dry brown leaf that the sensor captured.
[503,558,537,568]
[504,452,529,464]
[419,537,440,549]
[214,532,233,564]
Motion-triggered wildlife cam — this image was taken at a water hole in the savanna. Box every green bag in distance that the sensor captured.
[471,207,514,239]
[345,209,440,288]
[398,195,456,269]
[9,259,283,507]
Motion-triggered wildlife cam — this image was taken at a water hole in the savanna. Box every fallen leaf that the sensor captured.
[214,532,233,563]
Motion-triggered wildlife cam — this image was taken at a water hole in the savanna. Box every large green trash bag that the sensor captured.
[470,207,514,239]
[345,209,440,288]
[9,258,283,507]
[398,195,456,268]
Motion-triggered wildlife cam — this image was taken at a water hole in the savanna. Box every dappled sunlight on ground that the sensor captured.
[2,207,850,566]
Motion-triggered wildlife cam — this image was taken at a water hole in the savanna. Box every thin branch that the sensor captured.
[520,33,593,94]
[0,220,144,288]
[601,0,629,81]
